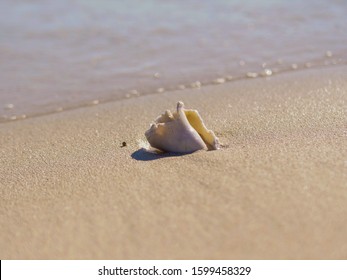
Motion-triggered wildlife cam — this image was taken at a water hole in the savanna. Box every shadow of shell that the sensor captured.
[131,148,194,161]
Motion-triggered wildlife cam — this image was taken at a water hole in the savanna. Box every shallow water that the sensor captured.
[1,0,346,122]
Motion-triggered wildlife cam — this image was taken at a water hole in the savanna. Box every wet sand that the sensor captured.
[1,66,346,259]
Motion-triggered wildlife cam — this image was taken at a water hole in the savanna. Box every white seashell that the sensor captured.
[145,101,220,153]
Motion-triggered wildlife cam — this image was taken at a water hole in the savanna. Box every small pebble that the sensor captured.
[130,89,140,96]
[91,99,99,105]
[246,72,258,78]
[325,51,333,57]
[213,78,225,84]
[291,64,298,69]
[191,81,201,88]
[121,142,127,147]
[178,85,185,90]
[153,72,160,78]
[4,104,14,110]
[157,88,165,93]
[261,69,272,77]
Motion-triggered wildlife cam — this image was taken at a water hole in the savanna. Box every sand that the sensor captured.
[1,66,346,259]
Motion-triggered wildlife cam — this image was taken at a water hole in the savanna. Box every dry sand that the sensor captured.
[1,66,346,259]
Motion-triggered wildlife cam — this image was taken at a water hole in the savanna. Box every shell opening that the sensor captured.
[184,110,219,150]
[177,102,219,150]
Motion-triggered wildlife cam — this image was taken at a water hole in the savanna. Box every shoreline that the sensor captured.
[1,61,347,125]
[1,66,346,259]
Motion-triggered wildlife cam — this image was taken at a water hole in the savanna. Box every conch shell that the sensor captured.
[145,101,220,153]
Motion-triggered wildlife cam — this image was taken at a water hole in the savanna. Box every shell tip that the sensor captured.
[177,101,184,112]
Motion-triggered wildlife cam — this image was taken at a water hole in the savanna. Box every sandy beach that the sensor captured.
[1,65,346,259]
